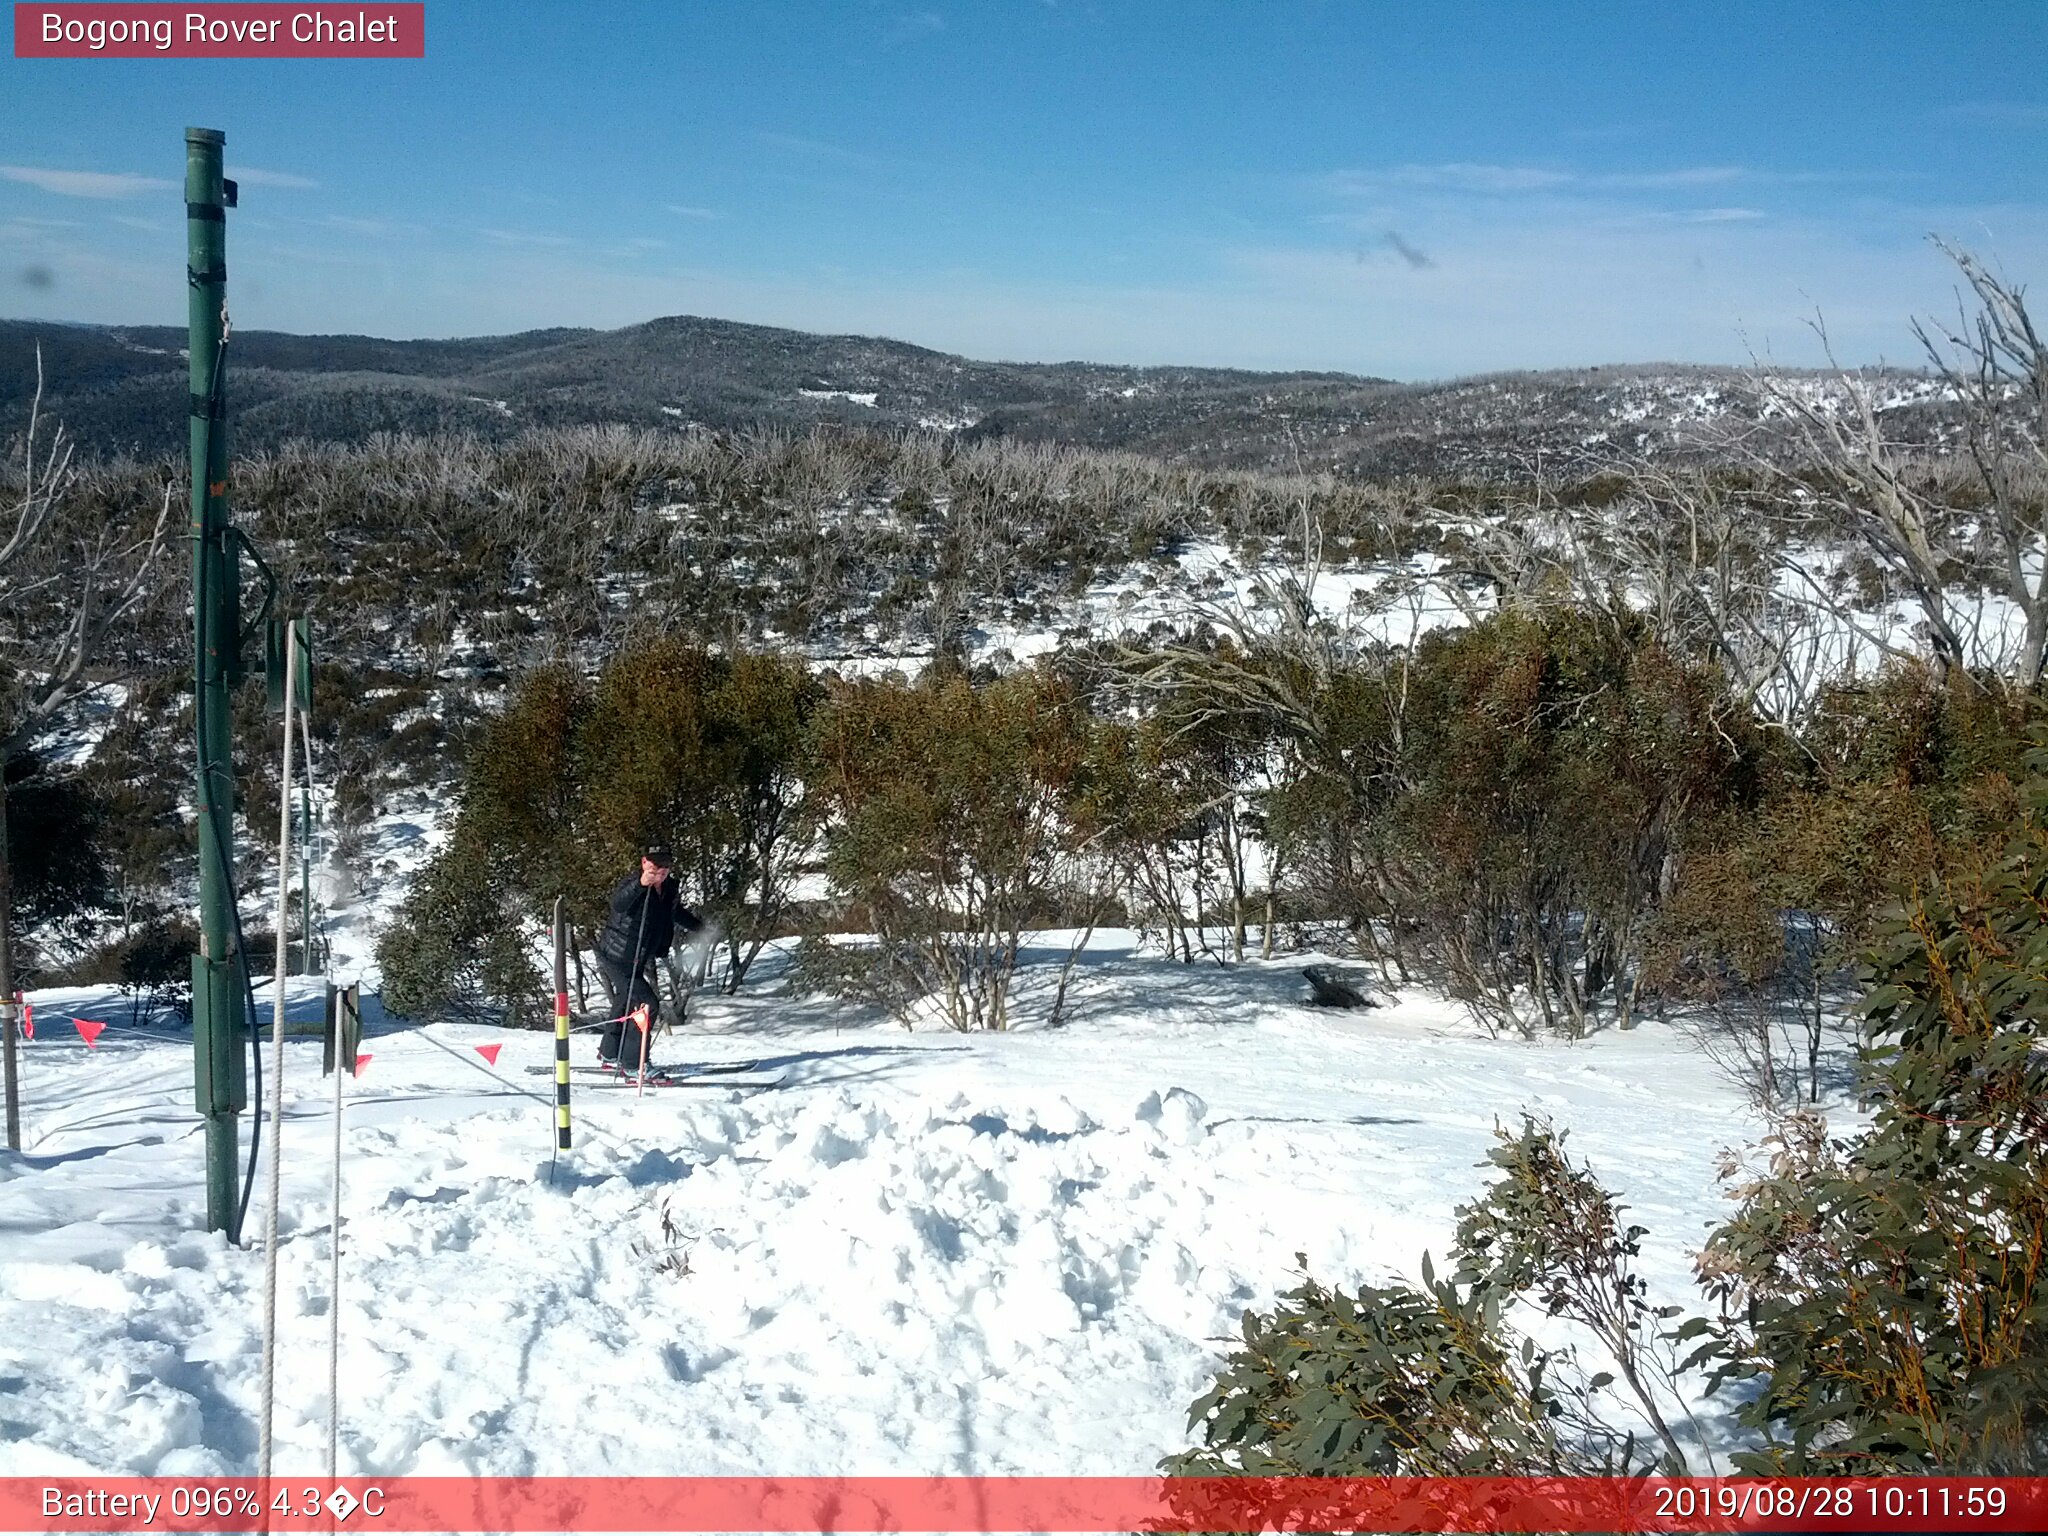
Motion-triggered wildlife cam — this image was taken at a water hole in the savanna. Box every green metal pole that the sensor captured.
[188,127,246,1237]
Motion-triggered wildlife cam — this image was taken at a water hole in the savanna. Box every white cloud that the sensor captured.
[1335,162,1755,197]
[227,166,319,189]
[665,204,721,220]
[0,166,175,199]
[757,131,894,171]
[1599,165,1746,189]
[1330,163,1900,207]
[1337,163,1574,194]
[884,9,945,44]
[480,227,576,247]
[1945,101,2048,126]
[321,214,399,238]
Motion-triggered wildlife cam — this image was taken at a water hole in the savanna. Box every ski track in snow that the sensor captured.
[0,937,1797,1477]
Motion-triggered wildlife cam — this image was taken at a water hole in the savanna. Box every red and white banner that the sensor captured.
[13,4,424,58]
[1,1476,2044,1532]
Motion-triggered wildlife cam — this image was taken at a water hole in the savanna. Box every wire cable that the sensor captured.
[190,323,272,1250]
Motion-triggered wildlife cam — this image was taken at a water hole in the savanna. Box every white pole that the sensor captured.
[327,981,344,1480]
[257,621,296,1487]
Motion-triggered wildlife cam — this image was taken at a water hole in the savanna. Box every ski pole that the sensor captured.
[553,898,571,1157]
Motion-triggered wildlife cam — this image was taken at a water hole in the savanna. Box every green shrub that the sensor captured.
[1177,742,2048,1482]
[1384,608,1759,1034]
[809,667,1092,1029]
[1167,1254,1651,1480]
[375,643,820,1020]
[375,846,544,1024]
[1693,739,2048,1473]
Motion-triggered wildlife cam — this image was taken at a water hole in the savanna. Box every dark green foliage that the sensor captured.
[4,755,111,941]
[572,640,822,989]
[52,915,197,1021]
[375,645,819,1022]
[809,667,1094,1029]
[77,673,193,906]
[1396,609,1757,1034]
[375,667,582,1023]
[1454,1119,1698,1470]
[1233,606,1760,1033]
[1166,1260,1643,1479]
[376,851,541,1025]
[1693,740,2048,1473]
[1646,666,2039,1103]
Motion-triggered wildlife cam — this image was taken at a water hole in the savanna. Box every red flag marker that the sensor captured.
[352,1053,372,1078]
[74,1018,107,1049]
[474,1042,502,1066]
[16,992,31,1041]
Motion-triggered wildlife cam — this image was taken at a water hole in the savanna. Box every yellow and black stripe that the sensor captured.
[554,990,571,1150]
[552,897,572,1151]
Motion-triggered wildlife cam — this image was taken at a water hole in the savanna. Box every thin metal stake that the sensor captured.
[257,619,296,1490]
[327,988,344,1480]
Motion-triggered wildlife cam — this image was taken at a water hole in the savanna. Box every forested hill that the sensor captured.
[0,314,1355,462]
[0,312,1950,478]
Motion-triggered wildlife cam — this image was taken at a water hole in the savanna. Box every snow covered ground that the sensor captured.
[0,935,1814,1479]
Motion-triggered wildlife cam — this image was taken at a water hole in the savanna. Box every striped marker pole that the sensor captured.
[552,897,571,1151]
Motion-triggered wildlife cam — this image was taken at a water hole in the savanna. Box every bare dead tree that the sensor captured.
[1749,246,2048,688]
[0,346,173,1147]
[1912,240,2048,685]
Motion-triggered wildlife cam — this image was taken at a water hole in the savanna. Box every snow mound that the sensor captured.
[0,949,1786,1476]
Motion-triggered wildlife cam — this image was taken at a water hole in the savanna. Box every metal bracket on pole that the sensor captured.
[231,526,276,691]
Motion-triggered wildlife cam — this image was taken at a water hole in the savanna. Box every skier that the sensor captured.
[595,845,701,1072]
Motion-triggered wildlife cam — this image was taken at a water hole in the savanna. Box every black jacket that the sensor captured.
[596,872,700,969]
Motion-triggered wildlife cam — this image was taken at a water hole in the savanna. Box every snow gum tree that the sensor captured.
[809,667,1092,1030]
[574,639,820,991]
[1759,244,2048,687]
[0,350,168,1144]
[1176,740,2048,1480]
[1692,740,2048,1472]
[376,643,819,1021]
[1379,608,1757,1036]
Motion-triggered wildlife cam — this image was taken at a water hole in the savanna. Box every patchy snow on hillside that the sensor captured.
[43,684,130,771]
[0,935,1810,1479]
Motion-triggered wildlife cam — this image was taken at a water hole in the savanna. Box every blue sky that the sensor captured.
[2,1,2044,377]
